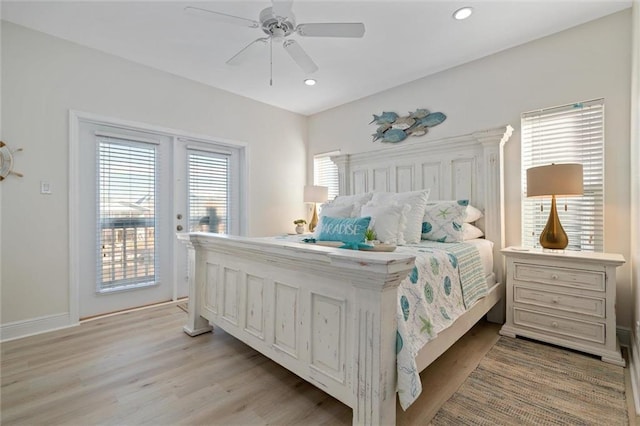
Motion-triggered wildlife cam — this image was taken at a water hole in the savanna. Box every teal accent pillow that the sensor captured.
[421,200,468,242]
[317,216,371,244]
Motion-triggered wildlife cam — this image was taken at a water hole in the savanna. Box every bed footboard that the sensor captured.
[179,233,416,425]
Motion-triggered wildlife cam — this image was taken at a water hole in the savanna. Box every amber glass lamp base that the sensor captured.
[539,195,568,250]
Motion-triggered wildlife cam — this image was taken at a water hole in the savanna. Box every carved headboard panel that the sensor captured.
[331,125,513,284]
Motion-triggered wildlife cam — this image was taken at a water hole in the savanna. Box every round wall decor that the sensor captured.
[0,141,23,181]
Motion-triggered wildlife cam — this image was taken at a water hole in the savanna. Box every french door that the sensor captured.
[76,121,173,318]
[75,116,244,319]
[173,138,244,299]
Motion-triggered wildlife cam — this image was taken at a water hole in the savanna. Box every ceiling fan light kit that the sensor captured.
[185,1,365,85]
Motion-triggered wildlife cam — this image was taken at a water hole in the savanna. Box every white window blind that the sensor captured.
[314,152,340,201]
[521,99,604,252]
[188,150,230,234]
[97,137,158,291]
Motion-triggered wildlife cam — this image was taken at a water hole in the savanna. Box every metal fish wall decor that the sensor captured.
[370,109,447,143]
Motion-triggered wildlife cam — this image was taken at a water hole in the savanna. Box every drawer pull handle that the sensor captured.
[551,274,559,280]
[552,321,559,328]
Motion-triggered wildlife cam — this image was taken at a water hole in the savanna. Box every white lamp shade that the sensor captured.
[526,163,583,197]
[303,185,328,203]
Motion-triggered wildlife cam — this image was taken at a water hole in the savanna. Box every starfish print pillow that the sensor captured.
[421,200,469,242]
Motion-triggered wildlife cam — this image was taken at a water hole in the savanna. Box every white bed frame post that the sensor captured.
[473,125,512,284]
[331,155,350,199]
[182,238,213,336]
[475,125,513,323]
[352,280,399,425]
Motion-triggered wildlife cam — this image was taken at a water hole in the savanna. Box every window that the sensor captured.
[97,136,158,292]
[313,151,340,201]
[521,99,604,252]
[188,150,230,233]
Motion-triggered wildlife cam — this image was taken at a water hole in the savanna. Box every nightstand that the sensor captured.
[499,247,626,366]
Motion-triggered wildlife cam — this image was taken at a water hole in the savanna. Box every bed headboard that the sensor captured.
[331,124,513,285]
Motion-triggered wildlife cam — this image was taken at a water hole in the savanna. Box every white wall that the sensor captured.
[630,0,640,413]
[0,22,307,327]
[309,11,634,327]
[1,10,635,338]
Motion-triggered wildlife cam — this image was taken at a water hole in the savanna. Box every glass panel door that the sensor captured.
[173,139,243,299]
[77,121,173,319]
[75,118,245,318]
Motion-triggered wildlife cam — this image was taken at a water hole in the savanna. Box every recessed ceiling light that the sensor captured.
[304,78,317,86]
[453,7,473,20]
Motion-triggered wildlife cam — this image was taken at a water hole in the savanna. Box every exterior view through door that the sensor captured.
[73,113,244,320]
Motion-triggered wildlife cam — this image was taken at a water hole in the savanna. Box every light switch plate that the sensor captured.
[40,181,52,194]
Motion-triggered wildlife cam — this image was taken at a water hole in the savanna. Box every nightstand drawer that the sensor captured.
[514,286,605,318]
[513,307,605,344]
[514,263,605,291]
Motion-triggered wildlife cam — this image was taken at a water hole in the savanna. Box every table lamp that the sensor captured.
[304,185,328,232]
[526,163,583,250]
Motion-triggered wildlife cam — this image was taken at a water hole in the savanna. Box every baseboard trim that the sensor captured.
[0,312,79,342]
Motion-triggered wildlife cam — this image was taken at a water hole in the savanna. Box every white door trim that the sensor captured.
[68,110,248,322]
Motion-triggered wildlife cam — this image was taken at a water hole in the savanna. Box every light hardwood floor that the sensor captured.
[0,302,635,425]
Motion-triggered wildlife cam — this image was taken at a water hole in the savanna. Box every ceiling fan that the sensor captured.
[185,1,365,85]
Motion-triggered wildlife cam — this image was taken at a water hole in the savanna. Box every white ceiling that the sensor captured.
[1,0,632,116]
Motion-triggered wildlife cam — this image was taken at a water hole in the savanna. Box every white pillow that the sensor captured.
[370,189,430,244]
[465,204,483,223]
[360,203,409,245]
[314,203,354,237]
[326,192,373,217]
[462,223,484,240]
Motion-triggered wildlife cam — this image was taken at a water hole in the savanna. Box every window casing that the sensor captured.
[521,99,604,252]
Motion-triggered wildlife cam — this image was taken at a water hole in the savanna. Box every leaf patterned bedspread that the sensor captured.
[394,241,488,410]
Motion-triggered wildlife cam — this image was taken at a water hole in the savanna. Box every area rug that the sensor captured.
[431,337,628,425]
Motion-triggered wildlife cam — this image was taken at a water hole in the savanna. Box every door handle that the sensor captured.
[176,225,183,231]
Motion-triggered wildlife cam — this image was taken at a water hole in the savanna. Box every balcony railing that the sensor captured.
[99,217,155,290]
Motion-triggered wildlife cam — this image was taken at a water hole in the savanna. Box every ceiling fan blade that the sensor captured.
[296,23,365,38]
[184,6,260,29]
[282,40,318,74]
[227,38,269,65]
[271,0,293,21]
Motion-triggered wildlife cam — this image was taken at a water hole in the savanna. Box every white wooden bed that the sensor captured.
[180,124,513,425]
